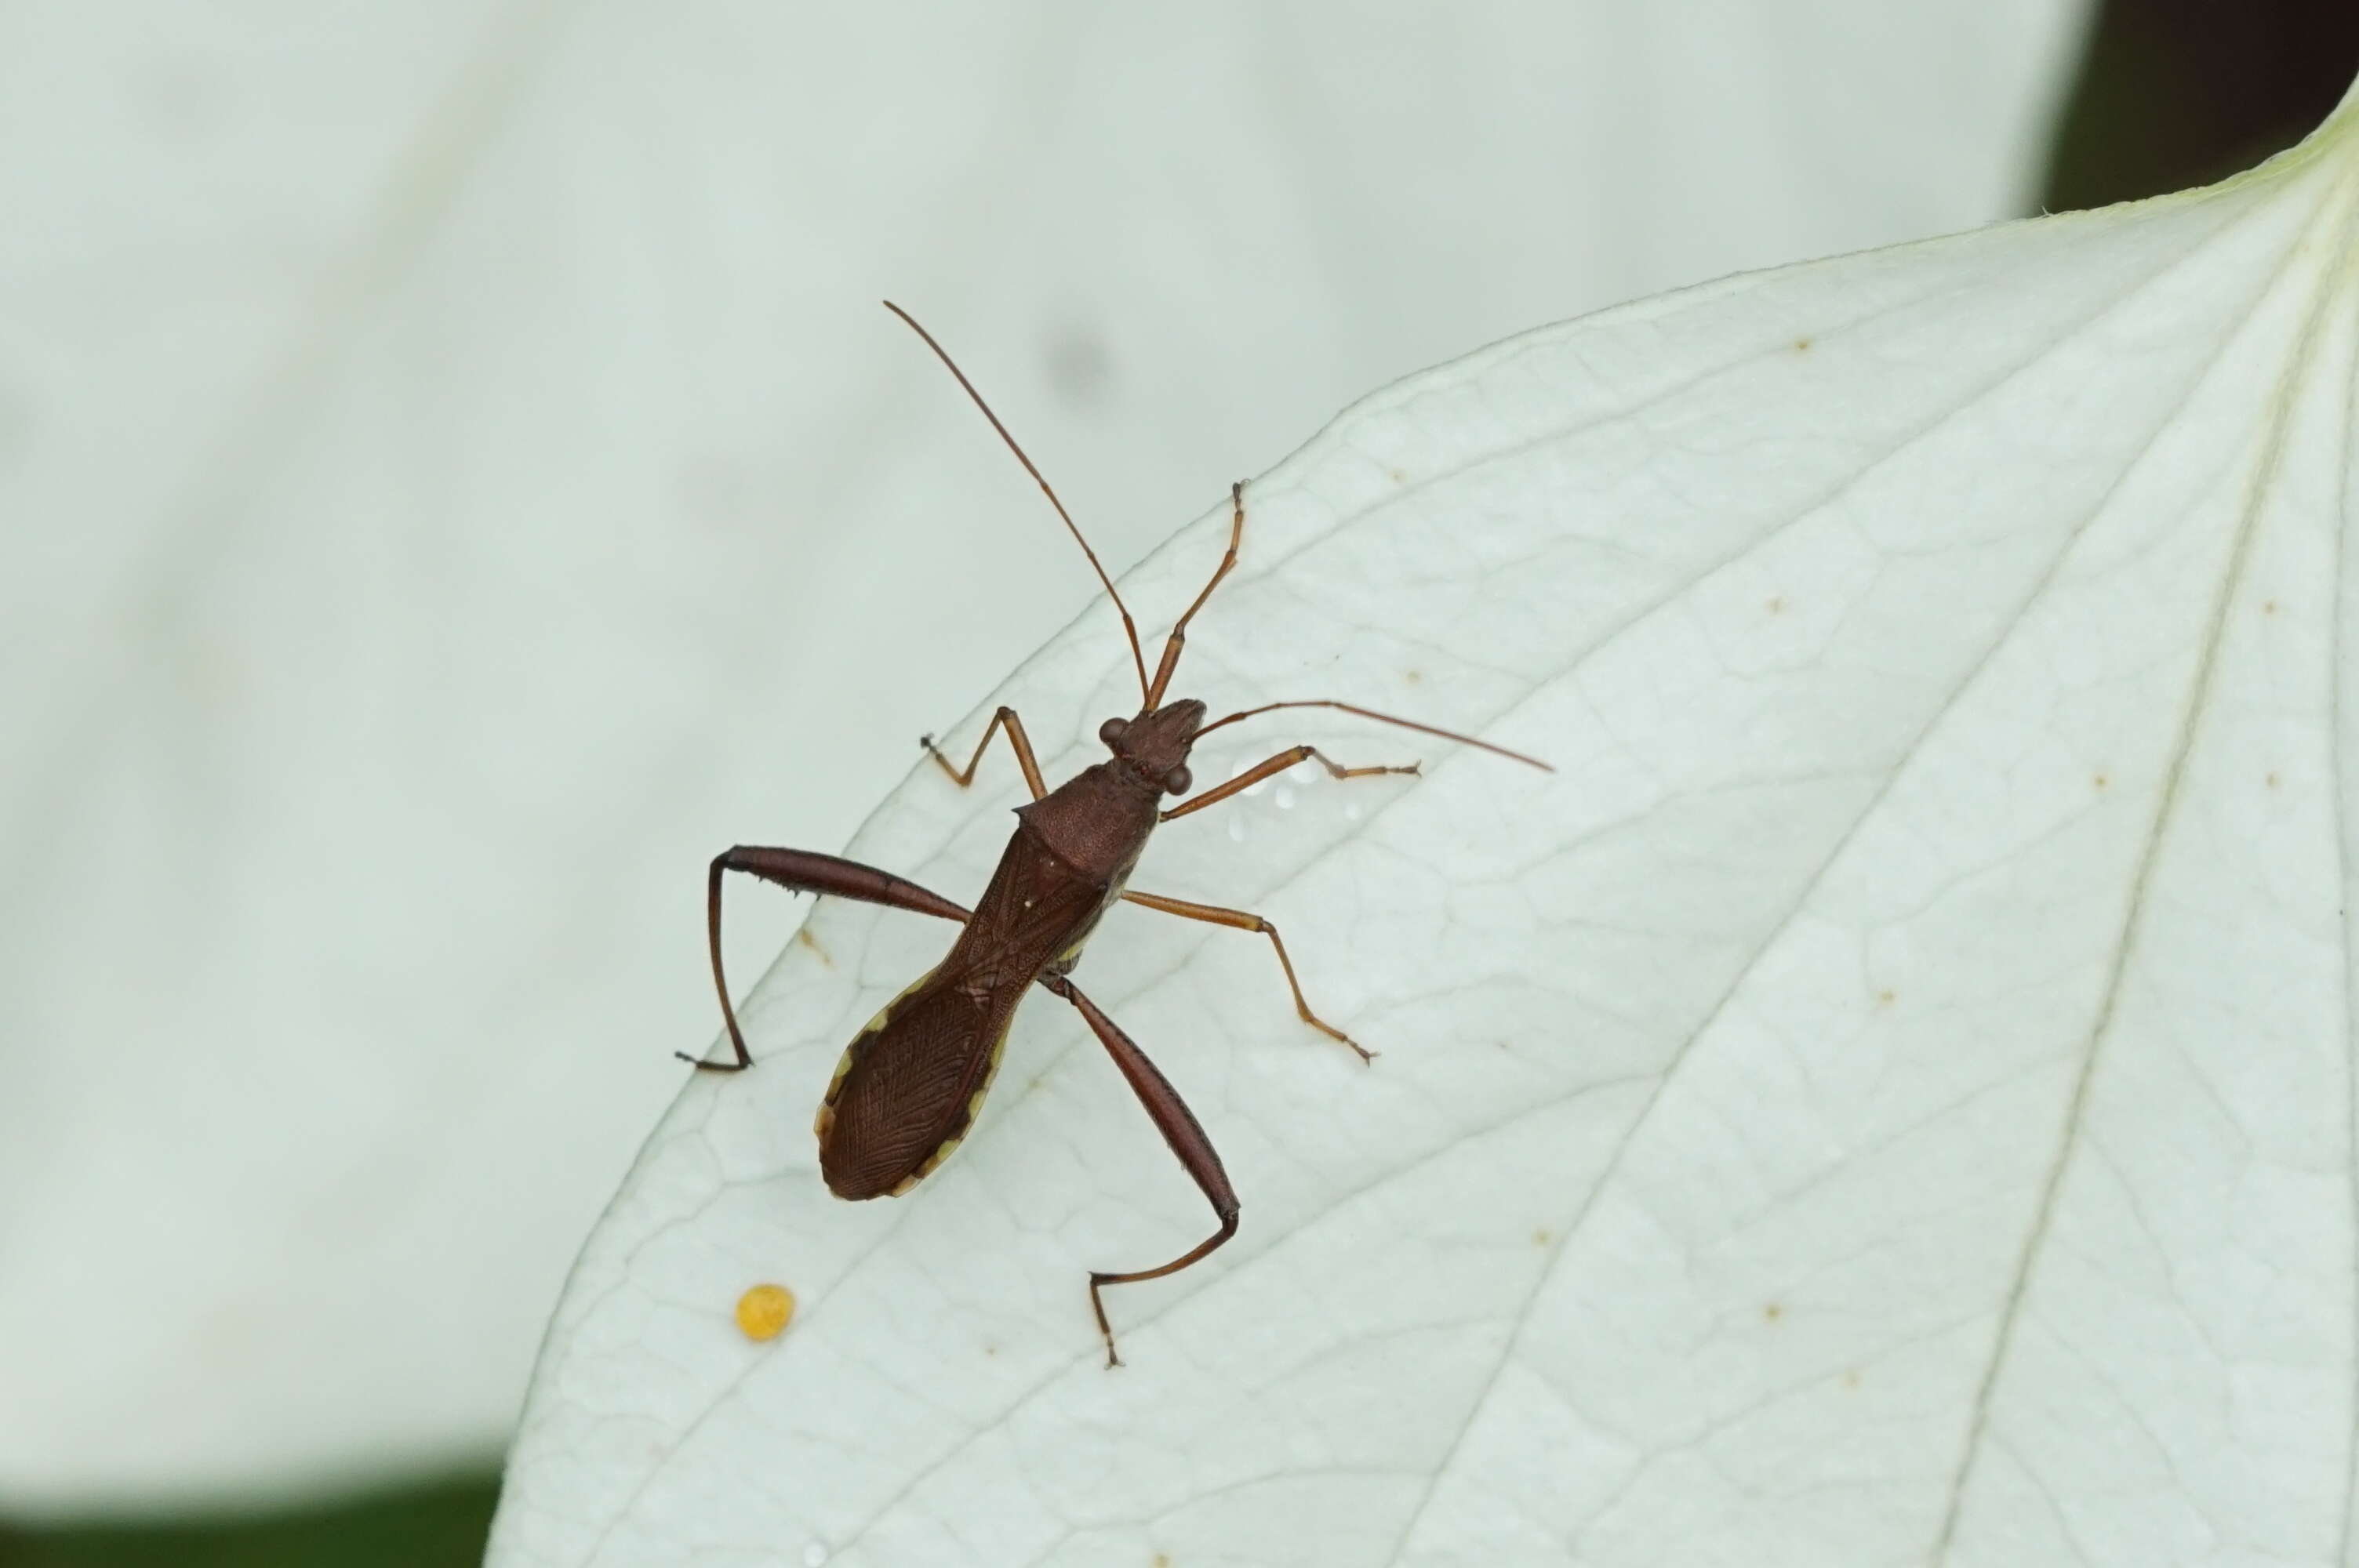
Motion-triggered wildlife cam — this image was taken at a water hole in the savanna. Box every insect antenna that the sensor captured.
[883,300,1150,704]
[1192,699,1554,771]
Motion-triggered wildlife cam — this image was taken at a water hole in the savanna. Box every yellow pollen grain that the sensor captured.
[736,1283,796,1341]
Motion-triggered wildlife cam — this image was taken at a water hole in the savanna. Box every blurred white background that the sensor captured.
[0,0,2086,1523]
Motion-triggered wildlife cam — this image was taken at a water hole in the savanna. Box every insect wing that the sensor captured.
[816,964,1021,1200]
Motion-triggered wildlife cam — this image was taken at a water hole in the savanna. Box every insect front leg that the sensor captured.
[1159,743,1418,822]
[921,705,1047,800]
[1121,890,1371,1062]
[1143,481,1245,706]
[687,848,971,1073]
[1040,977,1238,1368]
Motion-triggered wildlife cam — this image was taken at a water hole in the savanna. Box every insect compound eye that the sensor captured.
[1161,764,1193,797]
[1098,717,1129,747]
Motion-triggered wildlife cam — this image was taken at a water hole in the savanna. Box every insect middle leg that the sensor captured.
[1120,890,1371,1062]
[921,705,1046,800]
[686,848,972,1072]
[1041,975,1238,1368]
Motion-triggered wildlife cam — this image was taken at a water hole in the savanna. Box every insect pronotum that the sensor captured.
[684,303,1550,1364]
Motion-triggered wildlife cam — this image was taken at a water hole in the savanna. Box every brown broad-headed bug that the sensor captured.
[682,303,1549,1364]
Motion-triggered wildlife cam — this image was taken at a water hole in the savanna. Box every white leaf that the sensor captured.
[491,74,2359,1568]
[0,2,2081,1508]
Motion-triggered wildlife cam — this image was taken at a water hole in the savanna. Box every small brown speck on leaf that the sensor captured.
[796,927,833,967]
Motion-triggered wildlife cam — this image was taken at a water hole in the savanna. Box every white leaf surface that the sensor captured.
[0,2,2084,1510]
[492,74,2359,1568]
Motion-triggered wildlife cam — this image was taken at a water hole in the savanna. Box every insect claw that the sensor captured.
[1309,1017,1375,1063]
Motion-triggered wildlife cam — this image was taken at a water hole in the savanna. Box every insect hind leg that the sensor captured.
[1042,976,1240,1367]
[685,848,971,1073]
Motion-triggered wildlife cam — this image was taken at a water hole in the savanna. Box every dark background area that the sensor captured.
[2041,0,2359,212]
[4,4,2354,1563]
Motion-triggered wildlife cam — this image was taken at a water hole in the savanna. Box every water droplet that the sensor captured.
[1227,815,1245,843]
[1274,783,1296,811]
[804,1542,830,1566]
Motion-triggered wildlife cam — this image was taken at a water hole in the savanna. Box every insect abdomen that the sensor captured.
[815,967,1016,1201]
